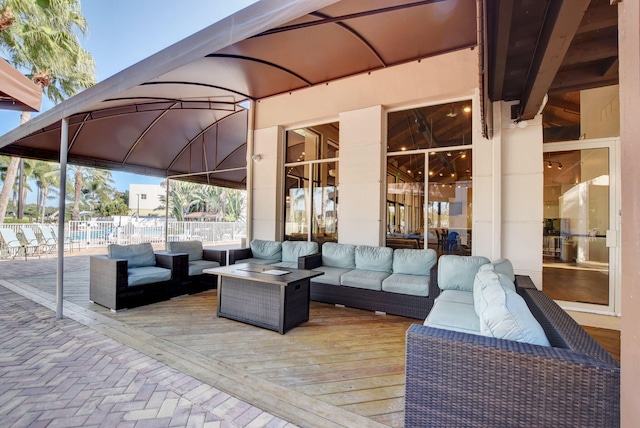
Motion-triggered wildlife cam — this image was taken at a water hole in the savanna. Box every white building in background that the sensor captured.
[128,184,164,217]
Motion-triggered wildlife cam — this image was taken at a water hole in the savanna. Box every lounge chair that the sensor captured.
[0,228,27,260]
[20,227,42,258]
[36,225,58,253]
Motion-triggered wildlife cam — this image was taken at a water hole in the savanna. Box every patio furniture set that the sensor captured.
[89,239,620,426]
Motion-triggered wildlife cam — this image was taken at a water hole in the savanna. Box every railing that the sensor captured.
[0,221,246,255]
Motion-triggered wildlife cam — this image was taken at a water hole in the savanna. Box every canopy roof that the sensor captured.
[0,0,476,187]
[0,0,618,186]
[0,58,42,112]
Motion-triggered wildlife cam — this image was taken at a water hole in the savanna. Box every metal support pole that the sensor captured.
[164,179,170,249]
[56,118,69,320]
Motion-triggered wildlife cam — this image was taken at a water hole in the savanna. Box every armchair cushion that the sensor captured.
[188,259,221,276]
[392,248,437,275]
[281,240,318,263]
[167,240,203,261]
[128,266,172,287]
[250,239,282,262]
[474,268,550,346]
[322,243,356,269]
[311,266,351,286]
[108,242,156,268]
[437,255,490,292]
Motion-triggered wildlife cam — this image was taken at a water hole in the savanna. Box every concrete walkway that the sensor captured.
[0,253,296,428]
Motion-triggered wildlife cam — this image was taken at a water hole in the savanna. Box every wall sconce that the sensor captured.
[252,154,262,162]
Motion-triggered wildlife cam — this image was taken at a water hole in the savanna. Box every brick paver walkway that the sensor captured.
[0,285,295,428]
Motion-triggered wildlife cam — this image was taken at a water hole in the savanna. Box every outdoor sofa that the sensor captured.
[228,239,319,267]
[404,255,620,427]
[90,242,185,310]
[299,243,439,319]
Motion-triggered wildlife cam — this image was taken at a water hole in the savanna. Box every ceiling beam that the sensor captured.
[575,4,618,34]
[488,0,513,101]
[519,0,591,120]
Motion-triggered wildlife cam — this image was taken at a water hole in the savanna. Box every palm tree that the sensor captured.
[67,166,113,220]
[0,0,96,223]
[32,160,59,222]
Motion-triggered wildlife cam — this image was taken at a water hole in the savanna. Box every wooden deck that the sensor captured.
[0,255,413,427]
[0,253,621,427]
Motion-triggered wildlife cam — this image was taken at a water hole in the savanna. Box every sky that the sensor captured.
[0,0,258,203]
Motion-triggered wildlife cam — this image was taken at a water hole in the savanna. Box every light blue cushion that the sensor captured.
[108,243,156,268]
[382,273,429,296]
[478,263,516,291]
[250,239,282,262]
[473,269,550,346]
[188,259,220,276]
[436,289,474,305]
[322,243,356,269]
[236,257,277,265]
[281,241,318,263]
[437,255,490,292]
[392,248,437,276]
[479,258,515,282]
[271,261,298,269]
[311,266,351,286]
[424,299,480,334]
[355,245,393,273]
[127,266,171,286]
[167,240,203,261]
[340,269,390,291]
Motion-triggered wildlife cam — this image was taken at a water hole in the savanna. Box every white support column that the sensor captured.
[56,118,68,320]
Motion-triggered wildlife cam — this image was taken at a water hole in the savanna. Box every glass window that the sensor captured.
[387,101,472,253]
[285,123,339,245]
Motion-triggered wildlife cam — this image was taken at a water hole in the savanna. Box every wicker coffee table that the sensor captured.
[204,263,323,334]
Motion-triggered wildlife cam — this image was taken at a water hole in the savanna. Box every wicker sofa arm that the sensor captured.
[203,248,227,266]
[229,247,252,265]
[155,252,188,279]
[405,324,620,428]
[298,253,322,269]
[89,255,129,309]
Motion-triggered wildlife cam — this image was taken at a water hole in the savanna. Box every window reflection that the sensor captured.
[285,124,339,246]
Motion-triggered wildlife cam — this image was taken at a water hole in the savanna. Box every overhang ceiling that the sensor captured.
[0,58,42,112]
[485,0,619,126]
[0,0,620,185]
[0,0,477,188]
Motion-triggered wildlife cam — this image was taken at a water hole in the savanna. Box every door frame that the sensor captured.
[543,137,621,316]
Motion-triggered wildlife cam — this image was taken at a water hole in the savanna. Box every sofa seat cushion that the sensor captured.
[281,241,318,263]
[340,269,390,291]
[355,245,393,272]
[436,289,474,305]
[250,239,282,262]
[382,273,429,296]
[322,243,356,269]
[437,255,490,292]
[271,261,298,269]
[167,240,203,261]
[109,242,157,268]
[424,298,480,334]
[311,266,351,286]
[128,266,172,287]
[237,257,277,265]
[392,249,437,276]
[474,268,550,346]
[188,259,221,276]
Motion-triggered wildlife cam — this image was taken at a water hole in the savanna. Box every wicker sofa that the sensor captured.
[404,256,620,427]
[90,242,186,310]
[299,243,438,319]
[229,239,319,266]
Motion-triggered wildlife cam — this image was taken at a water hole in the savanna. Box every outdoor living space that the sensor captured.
[0,249,621,428]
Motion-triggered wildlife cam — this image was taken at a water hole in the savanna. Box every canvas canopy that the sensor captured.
[0,57,41,112]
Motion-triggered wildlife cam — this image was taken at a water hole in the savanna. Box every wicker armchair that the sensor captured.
[90,243,186,310]
[404,278,620,428]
